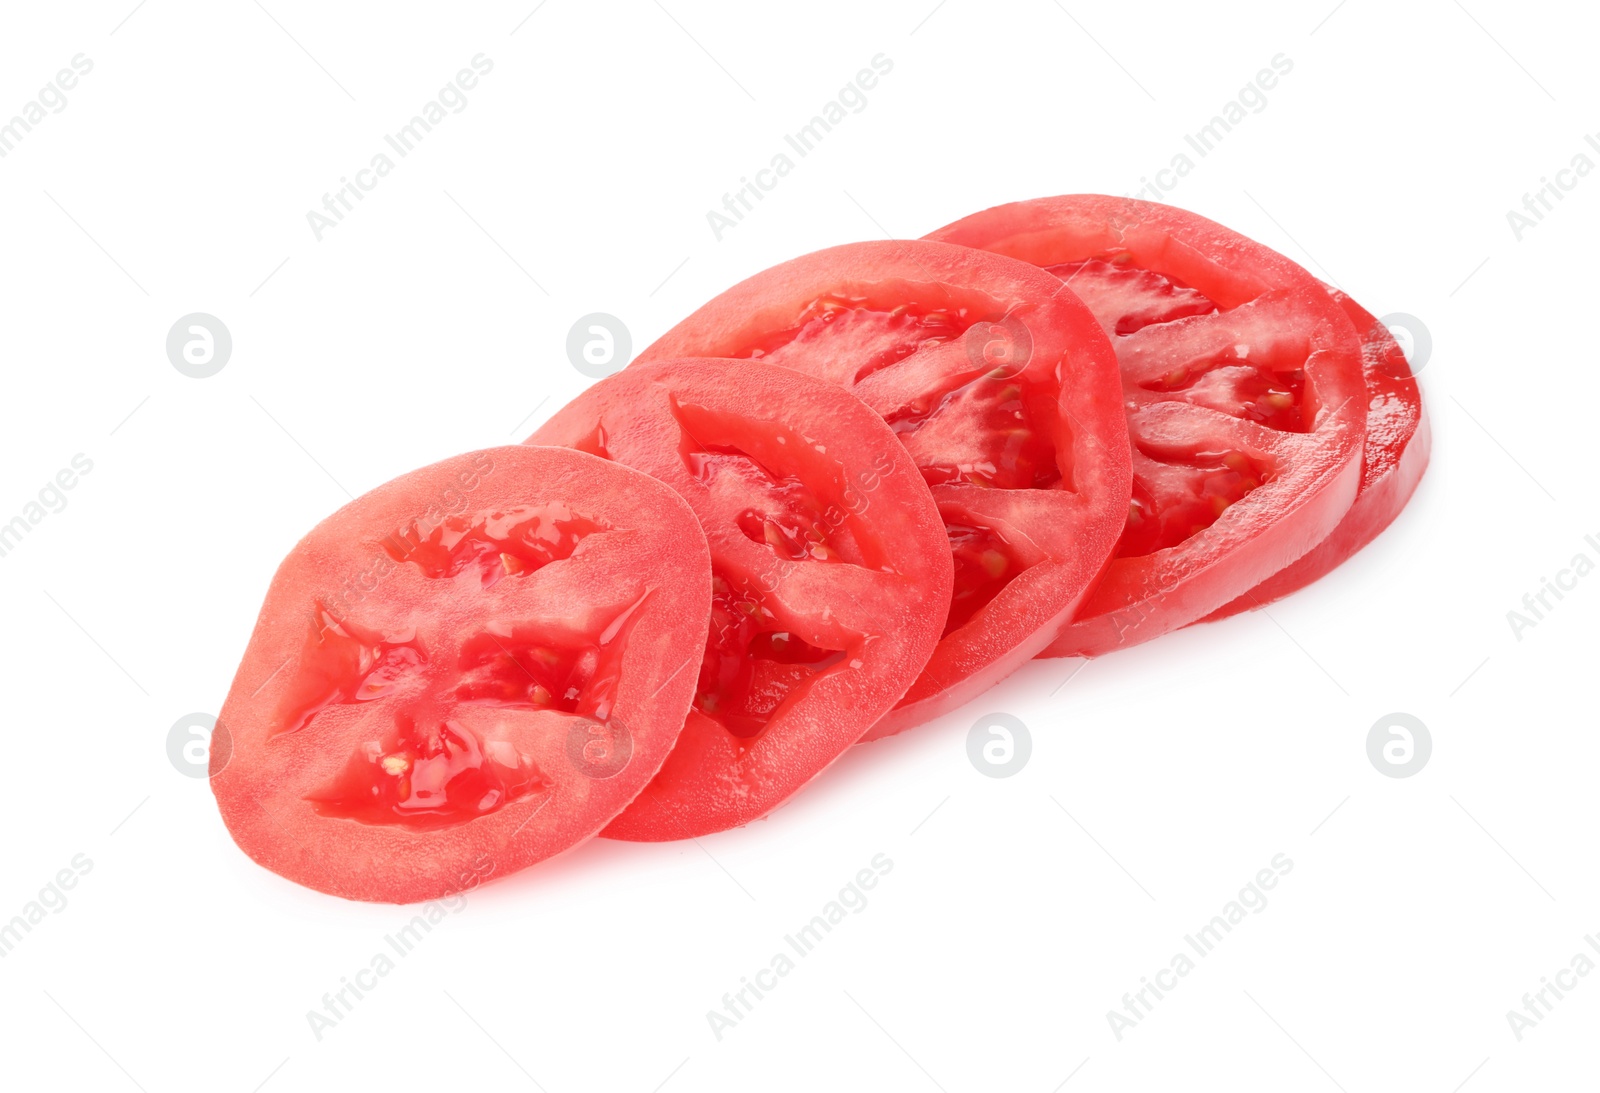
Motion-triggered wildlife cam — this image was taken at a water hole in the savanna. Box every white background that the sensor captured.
[0,1,1593,1089]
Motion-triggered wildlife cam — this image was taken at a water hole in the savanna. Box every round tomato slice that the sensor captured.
[639,240,1130,738]
[211,446,712,902]
[927,196,1368,657]
[1199,290,1430,620]
[528,358,951,838]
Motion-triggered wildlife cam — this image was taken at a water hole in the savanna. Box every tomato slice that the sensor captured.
[638,240,1130,737]
[211,447,712,902]
[1198,290,1430,620]
[927,196,1368,656]
[528,359,951,838]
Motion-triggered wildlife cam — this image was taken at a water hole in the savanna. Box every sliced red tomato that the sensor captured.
[529,359,951,838]
[1199,290,1430,620]
[211,446,712,902]
[639,240,1130,737]
[927,196,1368,657]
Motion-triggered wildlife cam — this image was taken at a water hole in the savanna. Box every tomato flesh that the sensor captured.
[1045,258,1217,335]
[276,607,427,736]
[945,521,1021,637]
[640,241,1131,738]
[1198,290,1430,620]
[927,196,1368,657]
[211,447,712,902]
[387,503,602,586]
[530,359,952,839]
[307,715,548,830]
[700,568,849,739]
[747,295,975,384]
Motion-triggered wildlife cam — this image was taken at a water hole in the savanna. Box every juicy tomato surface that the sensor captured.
[1199,290,1430,620]
[529,359,952,839]
[927,195,1369,657]
[211,446,712,902]
[640,240,1130,737]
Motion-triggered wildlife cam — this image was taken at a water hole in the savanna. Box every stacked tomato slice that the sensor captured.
[927,196,1428,650]
[637,241,1130,737]
[213,195,1427,902]
[212,448,714,903]
[529,359,951,839]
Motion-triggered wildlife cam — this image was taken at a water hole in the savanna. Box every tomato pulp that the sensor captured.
[639,240,1130,736]
[529,359,952,839]
[1199,290,1429,620]
[211,447,712,902]
[927,196,1368,656]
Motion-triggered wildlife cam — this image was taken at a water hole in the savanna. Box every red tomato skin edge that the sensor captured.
[210,446,712,903]
[865,540,1118,738]
[1051,449,1360,656]
[1197,292,1431,621]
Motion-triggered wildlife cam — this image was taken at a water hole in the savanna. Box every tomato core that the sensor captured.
[454,633,602,713]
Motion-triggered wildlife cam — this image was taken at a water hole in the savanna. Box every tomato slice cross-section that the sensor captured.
[1199,290,1430,620]
[529,358,952,838]
[211,446,712,902]
[638,240,1131,736]
[927,196,1369,656]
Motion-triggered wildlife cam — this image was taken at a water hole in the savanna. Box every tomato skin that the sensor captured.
[1197,291,1430,620]
[529,359,952,839]
[211,447,711,903]
[927,196,1369,657]
[638,240,1130,736]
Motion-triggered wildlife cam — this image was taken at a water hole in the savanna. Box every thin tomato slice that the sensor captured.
[928,196,1368,656]
[639,240,1130,737]
[211,447,712,902]
[529,359,951,839]
[1199,290,1430,620]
